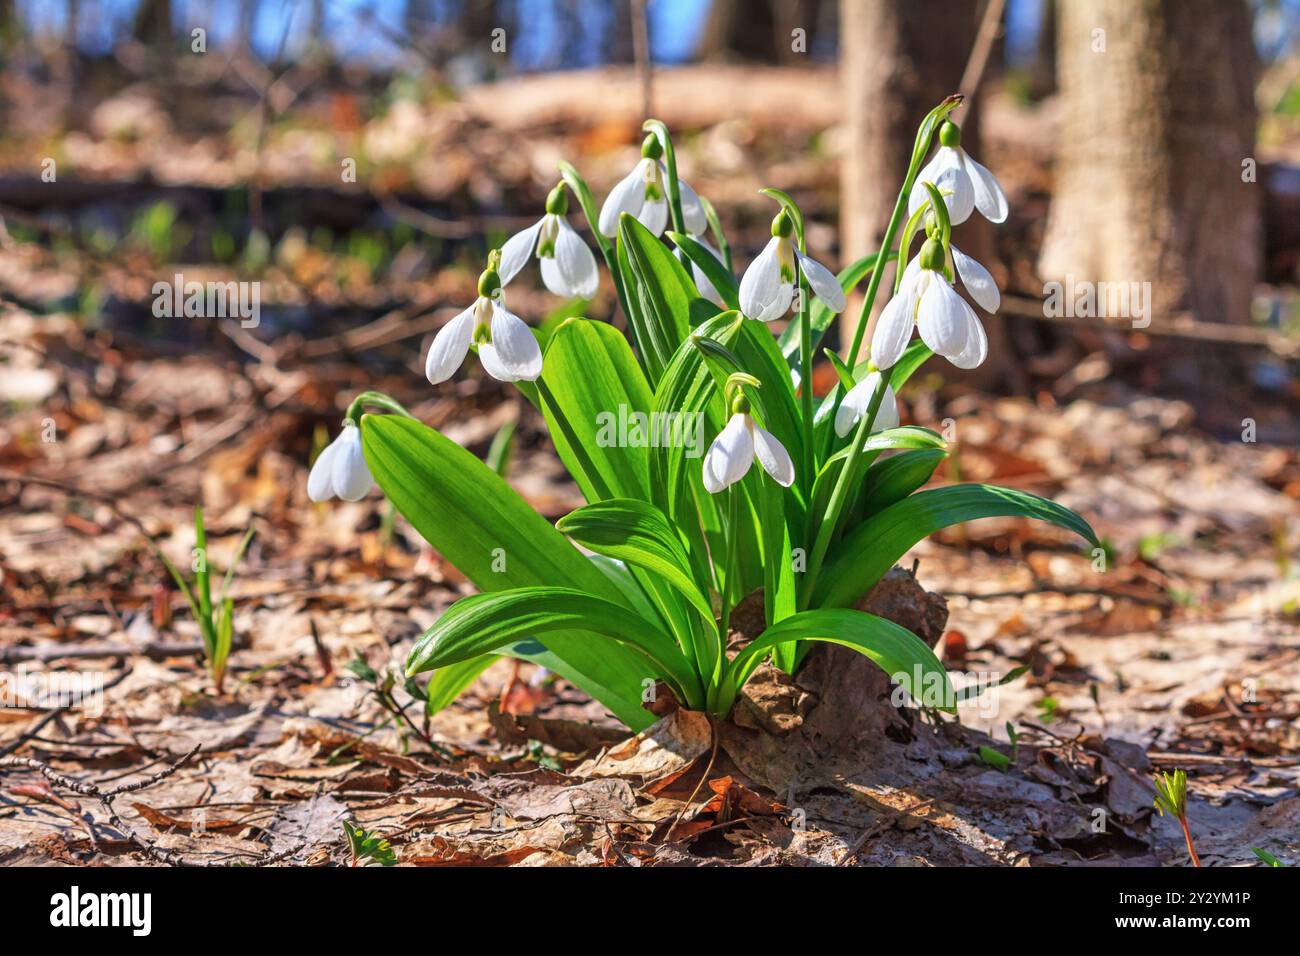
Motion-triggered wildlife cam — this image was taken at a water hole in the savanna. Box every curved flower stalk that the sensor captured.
[738,209,846,322]
[598,134,707,238]
[425,257,543,384]
[702,376,795,493]
[308,420,373,502]
[498,183,599,299]
[835,370,900,438]
[871,237,989,371]
[907,119,1008,225]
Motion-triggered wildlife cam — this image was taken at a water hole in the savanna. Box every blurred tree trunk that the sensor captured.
[840,1,1002,373]
[1029,0,1056,99]
[698,0,825,63]
[1039,0,1259,324]
[132,0,171,46]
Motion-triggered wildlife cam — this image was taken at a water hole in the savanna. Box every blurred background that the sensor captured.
[1,0,1298,437]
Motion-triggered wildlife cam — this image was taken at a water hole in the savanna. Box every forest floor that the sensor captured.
[1,63,1298,866]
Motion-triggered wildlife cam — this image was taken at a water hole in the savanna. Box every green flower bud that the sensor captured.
[477,267,502,297]
[918,237,946,272]
[771,209,794,239]
[545,184,568,216]
[641,134,663,160]
[938,120,961,149]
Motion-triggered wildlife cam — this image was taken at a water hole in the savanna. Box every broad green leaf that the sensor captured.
[668,231,739,310]
[856,448,947,518]
[406,587,705,711]
[618,212,703,380]
[524,318,653,502]
[423,655,498,716]
[362,414,654,728]
[813,485,1099,608]
[556,499,713,623]
[717,608,952,714]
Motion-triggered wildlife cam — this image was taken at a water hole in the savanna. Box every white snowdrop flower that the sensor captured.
[702,400,795,494]
[738,210,845,322]
[425,266,543,385]
[687,233,727,309]
[307,420,374,502]
[907,120,1008,226]
[598,135,707,238]
[871,238,989,371]
[834,371,900,439]
[498,185,599,299]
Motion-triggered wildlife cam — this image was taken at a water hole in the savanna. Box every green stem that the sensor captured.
[346,391,414,424]
[800,368,892,606]
[558,160,632,325]
[798,256,815,499]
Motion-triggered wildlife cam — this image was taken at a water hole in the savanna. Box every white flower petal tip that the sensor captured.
[964,155,1009,224]
[834,373,898,439]
[425,304,475,385]
[738,236,786,321]
[951,245,1001,314]
[484,303,543,382]
[309,422,373,503]
[797,251,846,313]
[751,423,795,487]
[598,158,650,237]
[540,218,599,299]
[869,279,918,371]
[910,146,1007,225]
[498,219,543,286]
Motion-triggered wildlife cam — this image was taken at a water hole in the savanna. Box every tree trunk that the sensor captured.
[839,1,992,366]
[698,0,826,63]
[1039,0,1259,325]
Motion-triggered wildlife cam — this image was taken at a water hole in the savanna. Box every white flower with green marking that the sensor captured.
[426,264,542,384]
[499,184,599,299]
[739,210,845,322]
[598,135,706,238]
[702,384,795,493]
[834,371,900,438]
[907,120,1008,225]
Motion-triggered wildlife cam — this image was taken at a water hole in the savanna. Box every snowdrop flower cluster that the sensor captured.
[307,420,373,502]
[499,184,599,300]
[425,262,543,385]
[739,210,846,322]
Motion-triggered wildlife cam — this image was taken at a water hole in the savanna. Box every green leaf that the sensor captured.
[814,485,1099,608]
[618,212,704,381]
[668,231,739,310]
[362,414,655,728]
[524,319,653,502]
[406,587,704,711]
[856,449,947,519]
[556,499,713,623]
[423,655,498,716]
[485,420,516,477]
[718,608,952,714]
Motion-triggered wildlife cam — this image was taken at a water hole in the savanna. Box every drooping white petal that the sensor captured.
[949,308,988,369]
[702,413,754,493]
[750,422,795,487]
[834,372,896,438]
[307,436,342,502]
[477,301,542,382]
[933,162,974,226]
[870,272,919,370]
[907,148,962,217]
[796,250,846,313]
[951,244,1000,313]
[425,304,476,385]
[639,198,669,237]
[540,217,599,299]
[963,153,1009,224]
[738,236,787,321]
[917,279,973,360]
[497,218,544,286]
[598,159,650,237]
[331,424,374,501]
[688,235,727,308]
[676,175,709,235]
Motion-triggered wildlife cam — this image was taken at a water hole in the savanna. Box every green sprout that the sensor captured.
[1153,769,1201,867]
[342,821,397,867]
[157,507,254,695]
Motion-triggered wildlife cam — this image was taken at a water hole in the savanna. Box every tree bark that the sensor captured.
[1039,0,1259,324]
[839,0,986,361]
